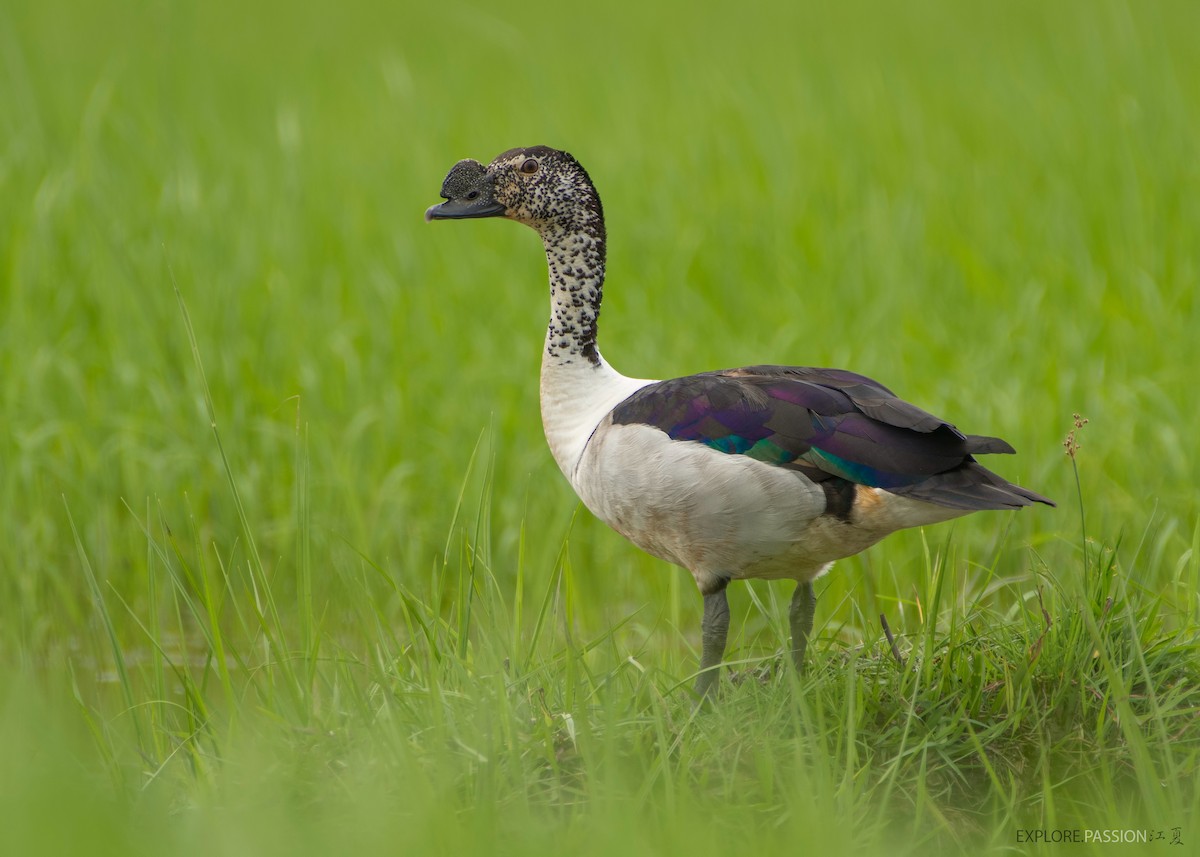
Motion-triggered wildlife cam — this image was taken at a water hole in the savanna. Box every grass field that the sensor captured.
[2,0,1199,853]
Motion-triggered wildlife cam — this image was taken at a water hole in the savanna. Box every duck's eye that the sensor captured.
[519,158,539,175]
[466,190,480,200]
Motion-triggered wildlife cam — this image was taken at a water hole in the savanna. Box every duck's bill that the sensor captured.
[424,199,508,222]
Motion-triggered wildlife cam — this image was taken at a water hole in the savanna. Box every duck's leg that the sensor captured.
[695,579,730,699]
[789,580,817,674]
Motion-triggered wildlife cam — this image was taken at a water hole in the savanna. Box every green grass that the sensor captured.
[2,0,1199,853]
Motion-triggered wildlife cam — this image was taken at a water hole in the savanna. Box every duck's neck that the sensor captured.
[537,219,651,483]
[539,220,606,369]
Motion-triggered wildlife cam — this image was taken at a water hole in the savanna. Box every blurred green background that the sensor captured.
[1,0,1197,853]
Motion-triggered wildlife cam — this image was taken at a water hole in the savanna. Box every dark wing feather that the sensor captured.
[611,365,1055,511]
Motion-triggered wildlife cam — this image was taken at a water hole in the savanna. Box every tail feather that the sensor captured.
[890,460,1056,511]
[964,434,1016,455]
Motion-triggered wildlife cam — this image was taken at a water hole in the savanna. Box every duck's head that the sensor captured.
[425,146,603,234]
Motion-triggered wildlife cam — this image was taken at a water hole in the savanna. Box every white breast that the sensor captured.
[539,350,653,483]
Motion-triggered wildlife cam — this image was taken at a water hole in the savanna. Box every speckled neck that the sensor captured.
[527,158,653,483]
[539,214,606,368]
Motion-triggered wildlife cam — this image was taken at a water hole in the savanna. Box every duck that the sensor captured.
[425,145,1054,699]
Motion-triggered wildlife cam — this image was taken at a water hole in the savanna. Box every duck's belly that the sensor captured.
[571,421,897,591]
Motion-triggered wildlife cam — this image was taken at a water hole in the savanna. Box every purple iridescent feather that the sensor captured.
[611,365,1052,511]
